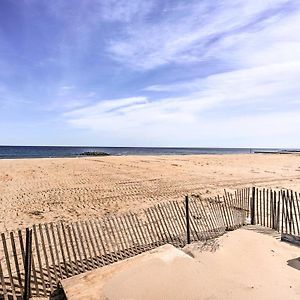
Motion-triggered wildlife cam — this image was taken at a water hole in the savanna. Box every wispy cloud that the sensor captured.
[64,60,300,146]
[1,0,300,146]
[64,0,300,146]
[107,0,295,70]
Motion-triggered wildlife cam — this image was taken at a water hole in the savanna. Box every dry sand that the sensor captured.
[61,227,300,300]
[1,154,300,232]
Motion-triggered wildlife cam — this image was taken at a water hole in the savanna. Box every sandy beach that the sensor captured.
[62,227,300,300]
[1,153,300,232]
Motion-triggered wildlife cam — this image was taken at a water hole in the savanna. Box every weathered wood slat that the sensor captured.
[223,191,235,228]
[154,205,173,243]
[266,189,269,228]
[217,196,229,229]
[163,202,182,243]
[122,213,139,251]
[171,201,186,235]
[117,216,135,255]
[38,224,53,292]
[207,199,223,234]
[212,198,226,230]
[61,222,75,276]
[202,199,217,234]
[94,219,112,264]
[113,216,133,256]
[70,223,85,272]
[294,192,300,235]
[85,220,103,266]
[10,231,23,295]
[187,199,202,241]
[56,223,69,277]
[67,225,80,274]
[129,213,144,249]
[50,222,63,279]
[132,214,149,250]
[196,199,212,239]
[110,217,126,257]
[90,219,107,265]
[18,229,25,267]
[30,243,40,297]
[1,233,17,299]
[80,221,96,268]
[148,207,166,244]
[100,218,119,261]
[0,259,9,300]
[32,225,47,296]
[166,202,183,239]
[105,217,123,259]
[75,222,90,269]
[45,223,59,283]
[144,208,162,247]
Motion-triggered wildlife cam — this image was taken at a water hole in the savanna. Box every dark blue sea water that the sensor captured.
[0,146,286,159]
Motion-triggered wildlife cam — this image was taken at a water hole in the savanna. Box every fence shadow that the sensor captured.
[244,225,281,239]
[287,257,300,271]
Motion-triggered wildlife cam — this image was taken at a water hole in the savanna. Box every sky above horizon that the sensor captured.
[1,0,300,147]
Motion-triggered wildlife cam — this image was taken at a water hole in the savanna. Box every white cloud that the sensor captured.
[62,0,300,147]
[64,61,300,147]
[107,0,293,70]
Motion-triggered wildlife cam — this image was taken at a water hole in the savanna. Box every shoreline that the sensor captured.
[0,152,290,160]
[0,146,288,159]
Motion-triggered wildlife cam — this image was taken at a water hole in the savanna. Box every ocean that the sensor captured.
[0,146,284,159]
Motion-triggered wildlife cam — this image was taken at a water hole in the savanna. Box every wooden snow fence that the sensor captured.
[250,187,300,236]
[0,188,251,299]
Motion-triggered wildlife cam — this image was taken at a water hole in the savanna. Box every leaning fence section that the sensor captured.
[251,187,300,237]
[1,187,250,299]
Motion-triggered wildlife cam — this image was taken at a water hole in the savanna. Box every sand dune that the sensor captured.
[62,227,300,300]
[1,154,300,232]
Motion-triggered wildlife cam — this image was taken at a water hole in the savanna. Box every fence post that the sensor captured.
[185,196,191,244]
[23,228,32,300]
[251,187,256,225]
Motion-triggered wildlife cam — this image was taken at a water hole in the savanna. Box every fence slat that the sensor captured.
[75,222,90,269]
[80,221,96,268]
[93,219,112,264]
[171,201,186,235]
[0,260,9,300]
[32,225,47,296]
[144,208,161,247]
[1,233,17,300]
[294,192,300,235]
[67,225,80,274]
[131,214,149,250]
[44,224,59,283]
[38,224,53,293]
[50,222,63,279]
[105,217,123,260]
[97,218,117,262]
[56,223,69,277]
[89,220,106,265]
[85,220,102,266]
[61,222,75,276]
[70,223,85,272]
[113,217,133,256]
[10,231,23,295]
[18,230,25,267]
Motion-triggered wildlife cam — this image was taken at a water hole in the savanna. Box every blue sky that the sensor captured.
[0,0,300,147]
